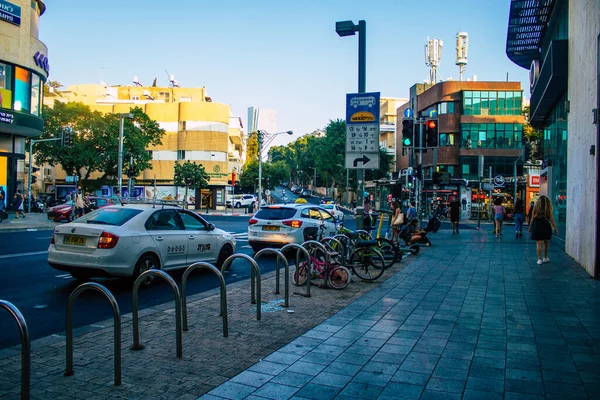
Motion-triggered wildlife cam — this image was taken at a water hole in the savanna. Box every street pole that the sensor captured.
[478,176,482,230]
[117,115,125,193]
[128,155,134,198]
[355,20,367,230]
[418,120,424,223]
[513,155,521,200]
[258,131,263,210]
[488,166,493,220]
[313,168,317,195]
[345,168,349,204]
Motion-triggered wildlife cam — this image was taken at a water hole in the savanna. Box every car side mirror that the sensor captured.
[207,223,215,231]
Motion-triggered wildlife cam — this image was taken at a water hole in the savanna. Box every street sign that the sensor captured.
[403,108,413,118]
[428,108,437,118]
[65,175,79,183]
[345,92,380,170]
[493,175,505,187]
[483,183,493,190]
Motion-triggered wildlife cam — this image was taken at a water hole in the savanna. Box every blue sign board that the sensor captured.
[428,108,438,118]
[0,0,21,27]
[346,92,380,124]
[403,108,413,118]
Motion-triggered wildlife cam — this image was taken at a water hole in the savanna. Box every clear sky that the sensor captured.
[40,0,528,148]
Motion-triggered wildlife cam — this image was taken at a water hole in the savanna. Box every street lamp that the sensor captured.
[117,113,134,193]
[257,130,293,208]
[336,19,367,228]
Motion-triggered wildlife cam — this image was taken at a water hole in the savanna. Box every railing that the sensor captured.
[281,244,312,297]
[64,283,121,386]
[130,270,183,358]
[0,300,30,399]
[181,262,228,337]
[221,254,261,321]
[254,249,289,308]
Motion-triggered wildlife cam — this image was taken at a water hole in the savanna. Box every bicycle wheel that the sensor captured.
[375,238,400,268]
[410,245,420,255]
[293,261,308,286]
[327,266,350,290]
[350,247,385,281]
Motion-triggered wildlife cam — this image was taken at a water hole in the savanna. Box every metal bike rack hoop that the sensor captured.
[181,262,228,337]
[320,236,345,263]
[0,300,30,399]
[221,253,261,321]
[254,248,290,308]
[64,283,121,386]
[131,270,183,358]
[302,240,331,288]
[281,243,312,297]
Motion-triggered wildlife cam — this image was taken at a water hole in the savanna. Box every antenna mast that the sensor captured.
[455,32,469,81]
[425,37,443,84]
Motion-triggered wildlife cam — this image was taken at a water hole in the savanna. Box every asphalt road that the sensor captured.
[0,204,356,349]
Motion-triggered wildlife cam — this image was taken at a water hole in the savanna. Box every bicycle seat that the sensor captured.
[355,240,378,247]
[345,232,362,239]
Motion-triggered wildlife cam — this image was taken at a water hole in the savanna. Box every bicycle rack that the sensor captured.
[281,243,312,297]
[320,236,345,263]
[333,234,351,261]
[131,270,183,359]
[302,240,331,288]
[254,249,289,308]
[221,253,261,321]
[181,262,228,337]
[64,282,121,386]
[0,300,30,399]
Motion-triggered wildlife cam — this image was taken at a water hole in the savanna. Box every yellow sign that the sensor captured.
[350,111,376,122]
[0,88,12,109]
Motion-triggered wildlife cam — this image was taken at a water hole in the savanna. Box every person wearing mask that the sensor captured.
[448,196,461,235]
[492,197,505,238]
[514,198,525,238]
[13,190,26,219]
[529,195,558,265]
[363,192,372,229]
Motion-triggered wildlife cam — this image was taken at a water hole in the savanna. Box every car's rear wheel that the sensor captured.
[133,254,159,287]
[217,244,234,271]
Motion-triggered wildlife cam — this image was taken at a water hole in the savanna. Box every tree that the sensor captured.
[522,106,543,160]
[35,101,165,185]
[239,160,258,193]
[43,80,62,96]
[264,161,290,190]
[173,161,210,201]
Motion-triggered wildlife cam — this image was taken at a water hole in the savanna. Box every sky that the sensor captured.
[39,0,528,149]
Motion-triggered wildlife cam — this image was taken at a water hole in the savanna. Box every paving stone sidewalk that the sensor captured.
[202,230,600,400]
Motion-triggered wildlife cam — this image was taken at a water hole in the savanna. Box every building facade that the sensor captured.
[506,0,599,277]
[395,81,528,219]
[0,0,47,202]
[45,83,245,210]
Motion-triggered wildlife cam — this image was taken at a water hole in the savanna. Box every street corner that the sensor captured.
[0,213,57,232]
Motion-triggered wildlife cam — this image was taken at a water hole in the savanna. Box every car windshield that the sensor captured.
[255,207,296,220]
[78,207,143,226]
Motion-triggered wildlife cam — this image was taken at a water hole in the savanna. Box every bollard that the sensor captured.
[0,300,30,399]
[254,249,289,308]
[221,254,261,320]
[181,262,228,337]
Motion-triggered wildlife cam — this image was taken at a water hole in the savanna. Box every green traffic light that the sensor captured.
[403,138,412,146]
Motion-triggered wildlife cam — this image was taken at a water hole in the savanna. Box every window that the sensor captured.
[30,74,40,116]
[145,210,181,231]
[463,91,523,116]
[178,211,207,230]
[0,63,12,109]
[460,124,523,149]
[158,91,170,102]
[440,133,455,146]
[14,67,31,112]
[177,150,186,160]
[79,208,143,226]
[131,96,140,100]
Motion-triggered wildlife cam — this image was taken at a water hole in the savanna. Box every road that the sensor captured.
[0,200,355,349]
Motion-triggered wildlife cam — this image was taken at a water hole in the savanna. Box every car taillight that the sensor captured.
[50,229,55,245]
[249,218,258,225]
[98,231,119,249]
[282,220,302,228]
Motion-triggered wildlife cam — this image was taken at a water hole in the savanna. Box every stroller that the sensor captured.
[399,218,433,249]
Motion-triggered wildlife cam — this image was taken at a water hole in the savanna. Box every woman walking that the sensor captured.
[448,196,461,235]
[390,201,402,244]
[514,198,525,237]
[529,195,558,265]
[13,190,26,219]
[492,197,505,238]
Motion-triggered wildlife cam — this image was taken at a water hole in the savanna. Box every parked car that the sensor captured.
[226,194,256,208]
[290,185,299,194]
[321,197,335,204]
[47,197,110,222]
[248,203,338,252]
[321,203,344,221]
[48,204,236,282]
[299,189,312,198]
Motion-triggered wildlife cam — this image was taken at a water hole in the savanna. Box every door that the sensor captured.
[177,210,217,263]
[145,209,187,270]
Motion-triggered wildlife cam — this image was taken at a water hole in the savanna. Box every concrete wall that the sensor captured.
[566,0,600,276]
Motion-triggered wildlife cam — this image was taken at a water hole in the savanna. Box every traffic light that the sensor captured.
[128,165,137,177]
[62,127,74,147]
[401,118,415,147]
[425,119,439,148]
[522,142,531,161]
[31,166,40,185]
[432,171,443,184]
[415,164,422,179]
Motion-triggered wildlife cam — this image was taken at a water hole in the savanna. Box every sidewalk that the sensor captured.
[1,227,598,399]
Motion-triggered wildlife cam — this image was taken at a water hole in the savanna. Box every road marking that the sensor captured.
[56,273,73,279]
[0,250,48,259]
[33,305,48,309]
[36,236,52,240]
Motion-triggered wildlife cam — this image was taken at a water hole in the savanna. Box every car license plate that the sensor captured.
[64,235,86,246]
[263,226,280,231]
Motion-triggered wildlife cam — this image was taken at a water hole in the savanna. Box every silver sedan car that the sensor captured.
[48,204,236,282]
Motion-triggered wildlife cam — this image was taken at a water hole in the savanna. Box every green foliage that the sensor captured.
[264,161,290,189]
[239,160,258,191]
[173,161,210,189]
[35,101,165,184]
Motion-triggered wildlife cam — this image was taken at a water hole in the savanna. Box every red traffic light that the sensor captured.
[426,120,436,129]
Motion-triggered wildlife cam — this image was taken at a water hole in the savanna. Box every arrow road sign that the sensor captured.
[353,155,370,167]
[346,153,380,169]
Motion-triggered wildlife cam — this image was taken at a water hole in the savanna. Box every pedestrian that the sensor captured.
[461,196,467,211]
[75,187,85,217]
[514,198,525,237]
[363,192,372,229]
[406,201,417,224]
[13,190,26,219]
[390,201,403,244]
[527,200,535,225]
[492,197,505,238]
[449,196,461,234]
[529,195,558,265]
[0,185,5,210]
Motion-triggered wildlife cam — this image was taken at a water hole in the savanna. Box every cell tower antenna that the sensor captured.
[456,32,469,81]
[425,37,443,84]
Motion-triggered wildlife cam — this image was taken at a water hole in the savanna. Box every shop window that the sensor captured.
[14,67,31,112]
[30,74,41,116]
[0,63,13,109]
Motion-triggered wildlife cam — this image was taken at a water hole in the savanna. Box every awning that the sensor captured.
[506,0,556,69]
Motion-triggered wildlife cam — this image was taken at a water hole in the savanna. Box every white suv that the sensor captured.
[227,194,256,208]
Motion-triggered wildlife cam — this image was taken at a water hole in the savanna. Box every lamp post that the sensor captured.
[117,113,134,194]
[336,19,367,228]
[257,130,293,208]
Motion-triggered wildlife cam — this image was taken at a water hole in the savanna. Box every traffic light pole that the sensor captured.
[418,120,424,223]
[355,20,367,231]
[28,137,62,213]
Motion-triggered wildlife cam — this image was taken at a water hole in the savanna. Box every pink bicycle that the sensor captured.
[293,242,350,290]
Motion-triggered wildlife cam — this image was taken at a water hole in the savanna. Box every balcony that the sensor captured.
[530,40,568,127]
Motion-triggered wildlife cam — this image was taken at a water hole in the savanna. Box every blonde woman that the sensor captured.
[528,195,558,265]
